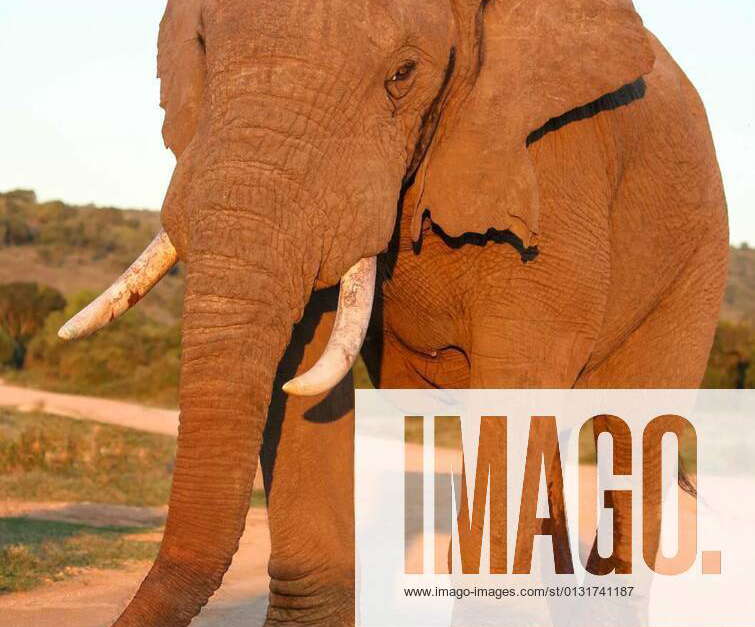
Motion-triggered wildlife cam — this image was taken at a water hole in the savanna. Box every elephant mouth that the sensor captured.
[57,228,377,398]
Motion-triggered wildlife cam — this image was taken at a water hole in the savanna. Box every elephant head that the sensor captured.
[60,0,653,624]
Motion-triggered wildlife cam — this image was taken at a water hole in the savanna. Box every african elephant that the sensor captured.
[59,0,728,624]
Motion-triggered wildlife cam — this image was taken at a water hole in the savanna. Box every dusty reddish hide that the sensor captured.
[60,0,727,625]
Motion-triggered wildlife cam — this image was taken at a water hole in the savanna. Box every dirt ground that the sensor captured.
[0,500,167,529]
[0,379,179,436]
[0,381,271,625]
[0,381,699,626]
[0,508,270,627]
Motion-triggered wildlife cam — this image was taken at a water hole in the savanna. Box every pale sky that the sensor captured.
[0,1,753,244]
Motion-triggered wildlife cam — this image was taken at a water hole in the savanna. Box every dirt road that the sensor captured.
[0,382,592,626]
[0,380,266,491]
[0,379,178,436]
[1,381,676,626]
[0,509,270,627]
[0,381,271,625]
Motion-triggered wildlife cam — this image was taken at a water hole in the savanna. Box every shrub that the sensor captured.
[0,328,15,366]
[0,283,66,368]
[22,291,181,406]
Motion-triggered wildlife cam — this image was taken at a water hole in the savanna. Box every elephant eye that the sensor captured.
[385,60,418,100]
[390,61,416,82]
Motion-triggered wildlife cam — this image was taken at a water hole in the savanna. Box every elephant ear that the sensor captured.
[412,0,655,246]
[157,0,206,158]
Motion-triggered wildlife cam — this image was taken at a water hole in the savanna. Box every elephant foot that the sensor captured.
[264,565,355,626]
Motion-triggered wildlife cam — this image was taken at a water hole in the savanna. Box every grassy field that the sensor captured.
[0,518,158,593]
[0,407,265,594]
[0,407,176,506]
[0,407,267,507]
[0,407,168,592]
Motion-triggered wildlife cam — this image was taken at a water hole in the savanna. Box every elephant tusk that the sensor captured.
[58,229,178,341]
[283,256,377,397]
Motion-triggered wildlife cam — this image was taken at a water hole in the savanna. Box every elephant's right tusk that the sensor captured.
[58,229,178,341]
[283,256,377,397]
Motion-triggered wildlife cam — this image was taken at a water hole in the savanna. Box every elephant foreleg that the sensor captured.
[261,287,355,626]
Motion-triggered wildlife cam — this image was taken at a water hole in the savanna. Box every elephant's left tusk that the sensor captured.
[283,256,377,397]
[58,229,178,341]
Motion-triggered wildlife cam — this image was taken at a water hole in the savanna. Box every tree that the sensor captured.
[0,283,66,368]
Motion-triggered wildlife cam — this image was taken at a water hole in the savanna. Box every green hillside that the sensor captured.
[0,189,183,325]
[0,190,182,405]
[1,189,753,397]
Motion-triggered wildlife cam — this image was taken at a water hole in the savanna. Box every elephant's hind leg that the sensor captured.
[261,287,355,626]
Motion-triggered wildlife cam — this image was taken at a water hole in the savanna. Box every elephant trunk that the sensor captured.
[57,84,380,621]
[114,236,303,626]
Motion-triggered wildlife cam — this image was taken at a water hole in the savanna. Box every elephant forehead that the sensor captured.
[204,0,406,59]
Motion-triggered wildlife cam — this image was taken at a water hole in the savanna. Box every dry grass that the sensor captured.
[0,407,176,506]
[0,517,158,594]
